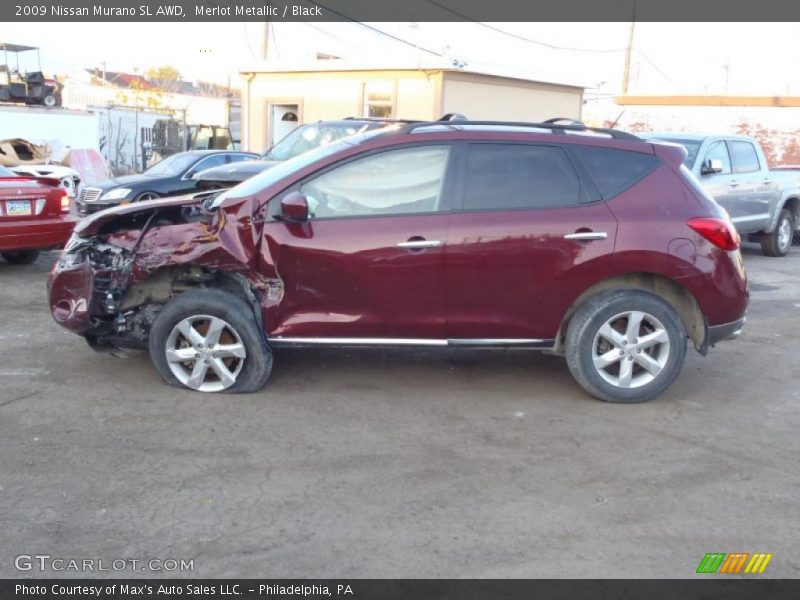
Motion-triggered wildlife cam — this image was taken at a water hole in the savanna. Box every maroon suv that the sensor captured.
[47,121,748,403]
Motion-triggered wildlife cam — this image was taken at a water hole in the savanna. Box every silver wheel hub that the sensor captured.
[165,315,246,392]
[591,310,671,389]
[777,217,792,251]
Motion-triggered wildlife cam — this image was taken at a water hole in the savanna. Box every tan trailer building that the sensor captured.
[240,61,586,152]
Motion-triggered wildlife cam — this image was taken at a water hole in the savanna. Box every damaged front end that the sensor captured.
[48,193,280,353]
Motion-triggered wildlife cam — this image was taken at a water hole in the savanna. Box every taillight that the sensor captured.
[60,193,71,213]
[687,217,740,251]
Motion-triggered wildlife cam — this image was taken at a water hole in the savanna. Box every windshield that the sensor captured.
[651,138,701,168]
[144,153,199,177]
[265,122,369,161]
[211,128,392,208]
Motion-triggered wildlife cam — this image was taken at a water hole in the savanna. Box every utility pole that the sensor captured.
[621,2,637,95]
[261,20,270,60]
[723,59,730,93]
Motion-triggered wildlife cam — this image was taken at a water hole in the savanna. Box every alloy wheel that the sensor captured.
[777,216,792,253]
[591,311,671,389]
[164,315,247,392]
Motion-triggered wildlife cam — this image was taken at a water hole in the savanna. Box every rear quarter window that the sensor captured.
[573,146,661,199]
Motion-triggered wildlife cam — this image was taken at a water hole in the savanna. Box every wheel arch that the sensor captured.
[135,190,161,201]
[780,196,799,223]
[119,266,264,334]
[553,272,706,354]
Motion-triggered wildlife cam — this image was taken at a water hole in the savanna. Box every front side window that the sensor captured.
[463,144,580,210]
[363,81,394,118]
[300,145,450,219]
[728,141,760,173]
[228,153,255,164]
[145,153,198,177]
[704,141,732,175]
[190,154,226,175]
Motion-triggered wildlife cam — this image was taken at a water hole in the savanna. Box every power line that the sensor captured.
[304,0,445,57]
[242,23,256,61]
[426,0,627,53]
[636,50,685,92]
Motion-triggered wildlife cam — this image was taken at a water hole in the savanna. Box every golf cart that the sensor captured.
[0,43,61,108]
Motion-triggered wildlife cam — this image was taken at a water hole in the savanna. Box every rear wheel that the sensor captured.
[565,290,687,403]
[148,289,272,393]
[761,209,794,257]
[2,249,40,264]
[42,94,57,108]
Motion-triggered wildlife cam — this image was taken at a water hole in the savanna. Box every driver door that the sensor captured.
[260,144,456,341]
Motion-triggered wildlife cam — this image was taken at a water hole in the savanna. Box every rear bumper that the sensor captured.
[708,317,746,346]
[0,215,76,252]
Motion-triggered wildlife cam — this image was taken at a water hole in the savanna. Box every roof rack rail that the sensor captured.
[342,116,421,124]
[400,119,641,141]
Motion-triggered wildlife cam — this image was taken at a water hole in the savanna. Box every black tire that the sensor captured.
[761,209,794,257]
[148,289,272,393]
[42,94,57,108]
[565,289,687,403]
[2,249,40,264]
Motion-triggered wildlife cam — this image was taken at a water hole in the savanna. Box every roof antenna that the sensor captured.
[610,110,625,129]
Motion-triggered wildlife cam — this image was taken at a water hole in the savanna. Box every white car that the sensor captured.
[11,164,81,198]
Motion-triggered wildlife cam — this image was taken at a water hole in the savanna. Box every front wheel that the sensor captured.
[565,290,687,403]
[2,249,40,264]
[148,289,272,393]
[135,192,160,202]
[761,209,794,257]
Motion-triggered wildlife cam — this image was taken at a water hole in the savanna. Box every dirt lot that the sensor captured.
[1,244,798,578]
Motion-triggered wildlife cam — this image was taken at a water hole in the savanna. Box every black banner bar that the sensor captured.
[3,579,800,600]
[6,0,800,22]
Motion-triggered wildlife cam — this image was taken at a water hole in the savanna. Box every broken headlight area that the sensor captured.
[58,233,132,270]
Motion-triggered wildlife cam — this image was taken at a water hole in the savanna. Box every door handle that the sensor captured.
[396,239,441,249]
[762,178,773,185]
[729,180,740,188]
[563,231,608,241]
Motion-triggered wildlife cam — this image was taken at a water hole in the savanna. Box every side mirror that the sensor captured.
[701,158,724,175]
[280,191,309,222]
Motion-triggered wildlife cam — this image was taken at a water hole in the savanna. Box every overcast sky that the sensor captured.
[8,22,800,96]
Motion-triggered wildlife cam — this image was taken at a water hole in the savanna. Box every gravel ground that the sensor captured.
[0,244,798,578]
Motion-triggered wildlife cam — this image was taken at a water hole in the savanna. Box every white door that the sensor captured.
[270,104,300,146]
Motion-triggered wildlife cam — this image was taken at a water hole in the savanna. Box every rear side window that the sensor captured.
[729,141,760,173]
[573,146,661,199]
[462,144,580,211]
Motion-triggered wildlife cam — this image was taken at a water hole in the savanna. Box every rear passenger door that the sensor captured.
[444,142,618,342]
[726,140,772,231]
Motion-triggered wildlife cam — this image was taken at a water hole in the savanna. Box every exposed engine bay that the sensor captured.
[48,193,283,353]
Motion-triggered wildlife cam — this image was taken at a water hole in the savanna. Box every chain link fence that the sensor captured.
[95,105,186,176]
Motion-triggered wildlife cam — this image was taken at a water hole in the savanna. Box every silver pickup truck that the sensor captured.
[649,133,799,257]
